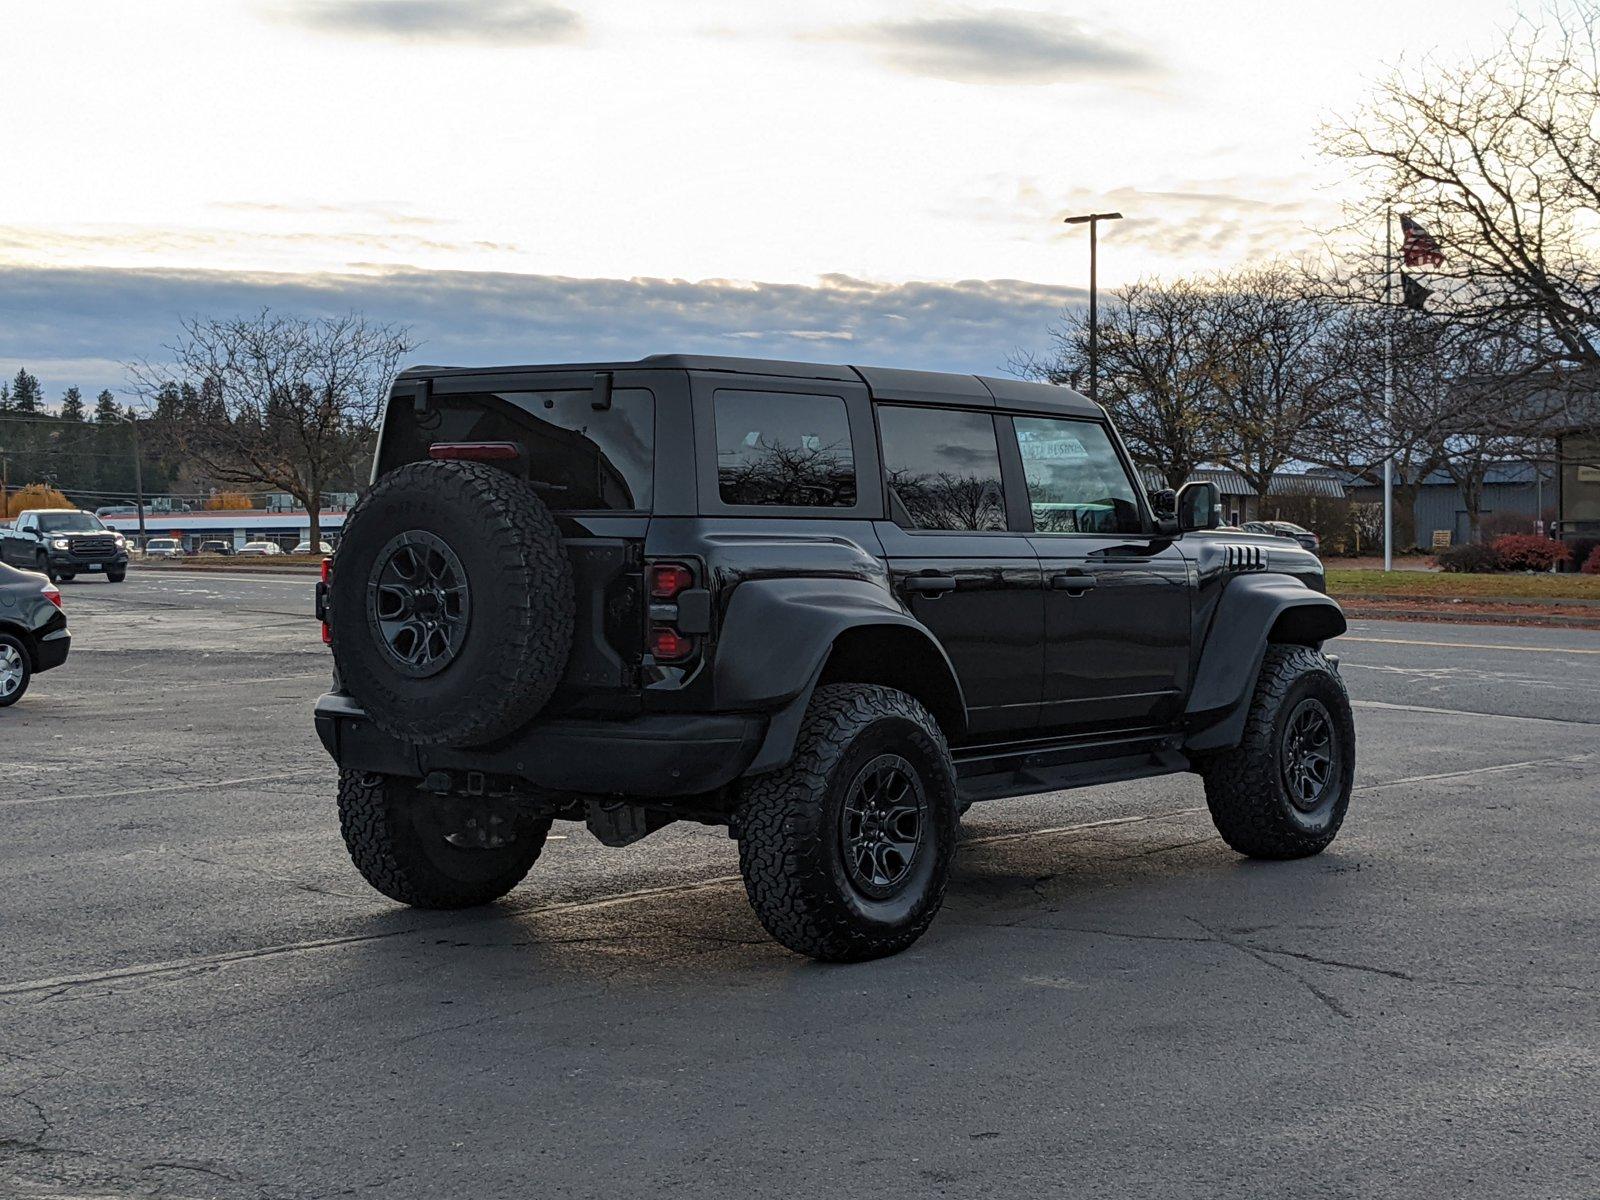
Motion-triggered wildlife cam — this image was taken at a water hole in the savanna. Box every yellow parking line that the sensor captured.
[1343,636,1600,656]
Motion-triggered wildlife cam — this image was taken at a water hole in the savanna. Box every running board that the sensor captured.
[954,730,1190,805]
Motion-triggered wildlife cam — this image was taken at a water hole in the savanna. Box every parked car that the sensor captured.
[1243,520,1321,554]
[0,509,129,582]
[237,541,284,556]
[143,537,185,559]
[0,560,70,705]
[198,540,235,556]
[292,540,334,555]
[316,354,1351,963]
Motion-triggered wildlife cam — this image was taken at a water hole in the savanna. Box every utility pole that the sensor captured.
[1063,211,1123,404]
[123,412,146,544]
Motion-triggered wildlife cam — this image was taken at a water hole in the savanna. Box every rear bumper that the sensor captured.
[313,692,766,797]
[34,628,70,672]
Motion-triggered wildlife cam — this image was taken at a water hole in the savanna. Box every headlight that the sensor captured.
[113,533,126,547]
[51,538,70,550]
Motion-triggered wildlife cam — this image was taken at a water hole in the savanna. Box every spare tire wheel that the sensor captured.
[330,460,574,746]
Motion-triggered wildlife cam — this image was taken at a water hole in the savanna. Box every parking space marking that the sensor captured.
[1354,753,1593,792]
[3,768,329,809]
[1343,636,1600,655]
[1353,698,1600,726]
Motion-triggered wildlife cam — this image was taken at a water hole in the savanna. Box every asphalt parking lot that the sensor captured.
[3,571,1597,1199]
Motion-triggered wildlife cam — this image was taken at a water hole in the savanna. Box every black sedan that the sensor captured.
[0,562,71,706]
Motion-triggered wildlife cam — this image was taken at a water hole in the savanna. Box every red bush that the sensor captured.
[1490,534,1571,572]
[1583,546,1600,575]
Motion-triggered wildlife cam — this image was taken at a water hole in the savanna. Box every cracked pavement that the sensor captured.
[1,573,1597,1198]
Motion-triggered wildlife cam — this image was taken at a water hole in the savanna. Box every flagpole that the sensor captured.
[1383,207,1394,573]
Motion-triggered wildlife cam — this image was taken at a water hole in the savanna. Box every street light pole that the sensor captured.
[1063,211,1123,403]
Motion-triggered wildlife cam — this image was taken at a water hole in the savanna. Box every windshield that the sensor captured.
[149,540,178,548]
[37,512,106,533]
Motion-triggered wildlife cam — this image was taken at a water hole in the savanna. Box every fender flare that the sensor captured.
[1184,574,1347,752]
[714,577,965,775]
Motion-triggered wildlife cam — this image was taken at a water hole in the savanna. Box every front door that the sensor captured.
[874,404,1043,738]
[1009,414,1192,733]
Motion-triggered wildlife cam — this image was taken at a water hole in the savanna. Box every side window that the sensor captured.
[1012,416,1145,534]
[714,390,856,507]
[878,406,1007,532]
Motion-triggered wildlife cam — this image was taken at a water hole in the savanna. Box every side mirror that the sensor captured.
[1176,481,1222,532]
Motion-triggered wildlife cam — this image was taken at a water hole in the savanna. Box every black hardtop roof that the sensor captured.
[397,354,1102,417]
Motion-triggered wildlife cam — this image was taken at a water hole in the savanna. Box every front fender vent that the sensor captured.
[1222,543,1267,571]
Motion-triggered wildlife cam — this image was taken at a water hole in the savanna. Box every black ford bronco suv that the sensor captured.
[315,355,1352,961]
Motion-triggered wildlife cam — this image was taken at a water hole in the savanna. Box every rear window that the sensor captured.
[380,389,655,511]
[714,390,856,508]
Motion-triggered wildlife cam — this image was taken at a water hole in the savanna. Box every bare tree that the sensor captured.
[1207,265,1344,504]
[1013,276,1228,488]
[130,311,413,548]
[1323,1,1600,393]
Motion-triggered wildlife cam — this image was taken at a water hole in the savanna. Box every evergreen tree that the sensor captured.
[0,382,11,412]
[94,390,120,423]
[59,386,86,421]
[11,369,41,413]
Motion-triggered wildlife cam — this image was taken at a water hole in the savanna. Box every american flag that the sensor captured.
[1400,214,1444,268]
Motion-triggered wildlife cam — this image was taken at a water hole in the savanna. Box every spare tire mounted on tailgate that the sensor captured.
[331,460,574,746]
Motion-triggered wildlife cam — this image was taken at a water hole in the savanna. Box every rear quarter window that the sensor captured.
[713,390,857,508]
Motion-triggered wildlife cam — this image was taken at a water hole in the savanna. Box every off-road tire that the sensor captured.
[1200,645,1355,859]
[736,684,957,962]
[337,770,552,908]
[330,461,574,747]
[0,633,31,707]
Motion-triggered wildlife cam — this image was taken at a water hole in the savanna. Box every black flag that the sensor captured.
[1401,272,1434,311]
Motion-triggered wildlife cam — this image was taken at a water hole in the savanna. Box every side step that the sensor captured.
[953,728,1190,805]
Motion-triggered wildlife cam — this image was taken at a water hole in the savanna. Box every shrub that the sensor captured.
[4,483,72,518]
[1434,542,1503,572]
[1490,534,1571,572]
[1584,546,1600,575]
[1563,537,1600,573]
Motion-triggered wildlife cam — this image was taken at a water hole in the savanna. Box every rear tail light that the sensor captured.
[317,557,332,645]
[645,560,700,663]
[428,442,521,463]
[649,626,693,661]
[43,584,62,610]
[649,562,695,599]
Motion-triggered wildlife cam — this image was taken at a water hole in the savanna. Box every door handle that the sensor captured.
[904,574,957,596]
[1050,571,1097,594]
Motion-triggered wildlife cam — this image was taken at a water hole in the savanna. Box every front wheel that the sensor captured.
[736,684,958,962]
[337,770,552,908]
[1200,645,1355,859]
[106,567,126,583]
[34,554,57,583]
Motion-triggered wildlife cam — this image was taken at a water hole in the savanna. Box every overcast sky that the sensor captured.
[1,0,1517,399]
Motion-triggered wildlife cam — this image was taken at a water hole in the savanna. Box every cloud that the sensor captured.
[281,0,582,45]
[0,266,1085,401]
[839,10,1159,85]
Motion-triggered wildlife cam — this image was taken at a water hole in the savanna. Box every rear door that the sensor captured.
[1009,414,1192,733]
[873,403,1043,738]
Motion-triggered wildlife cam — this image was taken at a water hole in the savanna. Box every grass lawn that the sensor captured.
[1326,569,1600,600]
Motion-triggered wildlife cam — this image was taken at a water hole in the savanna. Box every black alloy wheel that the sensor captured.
[840,753,927,900]
[1281,698,1336,812]
[368,530,471,677]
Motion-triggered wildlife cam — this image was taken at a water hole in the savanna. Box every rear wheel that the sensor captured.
[337,770,552,908]
[0,635,31,706]
[736,684,957,962]
[1200,645,1355,859]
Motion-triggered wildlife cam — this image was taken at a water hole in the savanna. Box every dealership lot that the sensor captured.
[2,572,1596,1199]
